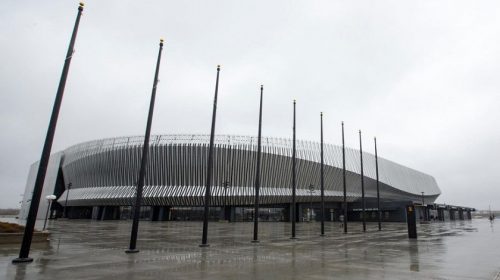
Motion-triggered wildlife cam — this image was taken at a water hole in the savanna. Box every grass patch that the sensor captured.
[0,222,25,233]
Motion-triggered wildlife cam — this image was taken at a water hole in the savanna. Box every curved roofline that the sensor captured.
[61,134,441,197]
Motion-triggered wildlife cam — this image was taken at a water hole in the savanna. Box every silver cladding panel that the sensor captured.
[20,152,63,221]
[58,134,440,206]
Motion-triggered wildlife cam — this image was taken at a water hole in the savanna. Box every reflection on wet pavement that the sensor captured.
[1,219,499,279]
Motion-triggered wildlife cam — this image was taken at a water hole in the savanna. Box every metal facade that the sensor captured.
[55,134,440,207]
[20,152,64,220]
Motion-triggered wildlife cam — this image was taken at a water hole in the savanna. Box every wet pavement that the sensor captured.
[1,219,499,279]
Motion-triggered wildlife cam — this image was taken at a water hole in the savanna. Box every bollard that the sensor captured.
[406,205,417,239]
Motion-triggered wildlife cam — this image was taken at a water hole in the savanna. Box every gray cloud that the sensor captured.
[1,0,499,210]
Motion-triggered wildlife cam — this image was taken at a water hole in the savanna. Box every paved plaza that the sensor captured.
[1,219,499,279]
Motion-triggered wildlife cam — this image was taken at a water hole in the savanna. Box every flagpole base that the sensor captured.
[290,237,298,240]
[12,257,33,264]
[199,244,210,248]
[125,249,139,254]
[251,240,260,243]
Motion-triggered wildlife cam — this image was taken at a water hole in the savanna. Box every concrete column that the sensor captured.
[91,206,100,220]
[443,209,450,221]
[100,206,107,220]
[449,209,456,221]
[437,209,444,221]
[97,206,104,220]
[417,207,424,221]
[467,210,472,220]
[458,209,464,220]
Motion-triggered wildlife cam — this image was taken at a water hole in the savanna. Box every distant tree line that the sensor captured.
[0,209,20,215]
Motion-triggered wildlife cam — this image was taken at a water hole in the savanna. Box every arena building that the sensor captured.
[19,134,473,223]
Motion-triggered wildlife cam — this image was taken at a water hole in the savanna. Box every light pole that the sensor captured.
[64,182,72,218]
[421,192,426,221]
[223,180,230,221]
[308,184,315,222]
[42,195,57,231]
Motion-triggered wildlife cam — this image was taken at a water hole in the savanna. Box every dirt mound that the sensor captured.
[0,222,25,233]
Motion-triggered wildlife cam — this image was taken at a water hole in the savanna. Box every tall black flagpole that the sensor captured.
[359,130,366,232]
[200,65,221,247]
[291,100,297,239]
[342,121,347,233]
[320,112,325,236]
[126,38,164,253]
[252,85,263,243]
[13,2,85,264]
[375,137,382,231]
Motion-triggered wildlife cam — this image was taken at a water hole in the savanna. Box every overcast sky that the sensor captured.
[1,0,499,210]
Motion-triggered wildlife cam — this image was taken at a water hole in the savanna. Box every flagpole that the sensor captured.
[13,2,85,263]
[320,112,325,236]
[359,130,366,232]
[342,121,347,233]
[252,85,264,243]
[126,38,164,253]
[291,100,297,239]
[200,65,221,247]
[375,137,382,231]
